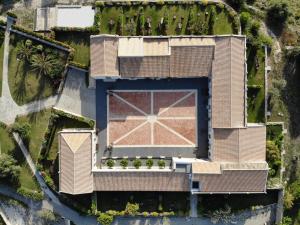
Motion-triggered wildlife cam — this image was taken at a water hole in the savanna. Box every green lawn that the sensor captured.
[96,3,236,35]
[8,33,68,106]
[247,45,265,123]
[15,109,52,162]
[0,28,5,97]
[54,31,90,66]
[0,123,40,193]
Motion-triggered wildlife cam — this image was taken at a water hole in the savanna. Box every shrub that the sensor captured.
[281,216,292,225]
[7,11,17,19]
[284,189,294,209]
[17,187,44,201]
[150,212,159,217]
[12,122,31,141]
[142,212,149,217]
[146,159,153,169]
[158,160,165,169]
[120,159,128,169]
[267,1,290,23]
[0,154,20,182]
[107,159,115,168]
[69,61,89,70]
[266,140,281,168]
[124,202,139,216]
[97,213,113,225]
[133,159,142,169]
[250,20,261,36]
[289,180,300,200]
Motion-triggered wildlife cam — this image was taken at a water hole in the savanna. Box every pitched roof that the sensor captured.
[193,163,268,193]
[212,125,266,163]
[90,36,119,77]
[59,131,93,194]
[93,171,190,192]
[211,37,246,128]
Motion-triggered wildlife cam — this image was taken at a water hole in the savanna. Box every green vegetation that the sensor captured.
[120,159,128,169]
[146,159,153,169]
[14,109,52,162]
[133,159,142,169]
[54,31,90,66]
[39,109,94,190]
[0,153,20,182]
[0,123,42,198]
[106,159,115,168]
[0,28,4,97]
[247,45,265,123]
[8,33,68,105]
[97,213,113,225]
[95,2,237,36]
[98,192,188,215]
[158,159,165,169]
[266,124,283,184]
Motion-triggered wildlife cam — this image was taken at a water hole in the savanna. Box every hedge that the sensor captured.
[39,108,95,161]
[17,187,44,201]
[52,26,99,34]
[0,20,7,26]
[12,25,73,51]
[69,61,89,70]
[248,84,263,89]
[7,11,17,19]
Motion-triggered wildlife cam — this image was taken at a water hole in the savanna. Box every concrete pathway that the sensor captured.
[0,205,13,225]
[189,194,198,218]
[12,132,98,225]
[0,19,59,125]
[55,68,96,120]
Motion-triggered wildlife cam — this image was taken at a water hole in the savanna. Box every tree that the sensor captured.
[16,40,34,62]
[120,159,128,169]
[0,154,20,182]
[97,213,113,225]
[240,12,251,31]
[12,122,31,142]
[267,1,290,23]
[30,53,61,79]
[133,159,141,169]
[146,159,153,169]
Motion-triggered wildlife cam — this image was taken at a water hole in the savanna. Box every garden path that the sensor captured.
[0,19,59,125]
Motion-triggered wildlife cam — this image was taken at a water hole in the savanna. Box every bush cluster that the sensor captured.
[7,11,18,19]
[12,25,72,50]
[17,187,44,201]
[11,122,31,142]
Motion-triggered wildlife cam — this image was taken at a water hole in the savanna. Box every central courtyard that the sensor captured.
[96,78,208,159]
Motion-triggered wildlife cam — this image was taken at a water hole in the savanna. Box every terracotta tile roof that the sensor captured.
[93,172,190,191]
[170,46,214,77]
[59,131,93,194]
[193,163,268,193]
[212,125,266,163]
[192,162,221,174]
[119,56,170,78]
[90,36,119,78]
[211,37,245,128]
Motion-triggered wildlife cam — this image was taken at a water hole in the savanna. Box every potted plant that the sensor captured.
[146,159,153,169]
[158,160,165,169]
[106,159,114,169]
[120,159,128,169]
[133,159,142,169]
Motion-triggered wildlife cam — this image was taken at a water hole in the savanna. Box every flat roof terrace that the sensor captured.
[96,78,208,160]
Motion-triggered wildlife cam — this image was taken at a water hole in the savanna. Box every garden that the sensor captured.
[97,192,189,216]
[38,109,94,191]
[266,124,283,188]
[0,28,5,97]
[0,122,43,200]
[95,1,238,36]
[247,45,265,123]
[53,29,92,67]
[8,33,68,105]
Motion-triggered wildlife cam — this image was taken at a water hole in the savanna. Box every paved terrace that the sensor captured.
[96,78,209,161]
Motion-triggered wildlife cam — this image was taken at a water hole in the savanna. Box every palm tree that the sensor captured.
[16,40,34,62]
[30,53,59,78]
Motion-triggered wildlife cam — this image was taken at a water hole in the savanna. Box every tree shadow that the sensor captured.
[283,54,300,138]
[12,61,28,105]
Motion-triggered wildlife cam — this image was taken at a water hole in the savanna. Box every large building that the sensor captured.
[58,35,268,195]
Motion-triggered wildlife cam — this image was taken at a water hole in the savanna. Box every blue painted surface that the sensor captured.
[96,78,209,158]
